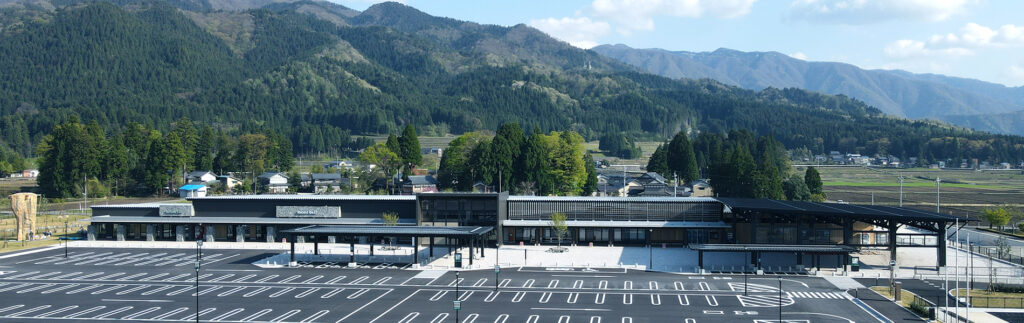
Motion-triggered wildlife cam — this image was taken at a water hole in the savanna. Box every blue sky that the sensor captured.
[335,1,1024,87]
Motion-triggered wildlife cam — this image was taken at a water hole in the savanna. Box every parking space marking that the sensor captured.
[651,294,661,305]
[243,287,271,297]
[32,272,63,279]
[675,282,684,290]
[321,288,345,298]
[349,288,371,299]
[623,293,632,305]
[526,315,539,323]
[269,287,295,298]
[7,305,50,317]
[465,313,479,323]
[278,275,301,283]
[447,278,463,287]
[142,285,175,296]
[180,307,216,320]
[4,271,39,278]
[557,315,570,323]
[374,277,391,285]
[351,276,370,284]
[255,275,279,283]
[33,305,77,318]
[548,280,559,288]
[208,274,234,282]
[303,275,323,284]
[595,292,605,304]
[473,278,487,287]
[96,272,126,280]
[210,307,245,321]
[589,316,601,323]
[91,284,127,295]
[494,314,509,323]
[699,282,711,291]
[96,306,135,319]
[42,284,79,294]
[151,307,189,320]
[0,305,24,315]
[233,274,256,282]
[524,279,535,288]
[166,273,191,281]
[458,291,474,301]
[430,290,448,301]
[678,294,689,305]
[705,295,718,306]
[512,292,525,303]
[599,280,608,289]
[300,310,330,322]
[399,312,419,323]
[624,281,632,290]
[499,279,511,288]
[217,286,247,297]
[65,305,106,318]
[240,309,273,321]
[17,283,54,294]
[485,291,500,302]
[326,276,347,284]
[294,287,319,298]
[167,286,194,296]
[67,284,102,294]
[539,292,552,303]
[567,292,579,304]
[115,284,150,295]
[270,309,301,322]
[573,280,584,289]
[145,273,169,281]
[122,306,161,319]
[337,288,392,322]
[621,318,632,323]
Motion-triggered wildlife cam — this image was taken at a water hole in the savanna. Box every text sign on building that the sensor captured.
[276,206,341,218]
[159,204,194,217]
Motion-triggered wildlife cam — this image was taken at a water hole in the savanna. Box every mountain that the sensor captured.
[591,44,1024,132]
[0,0,1023,164]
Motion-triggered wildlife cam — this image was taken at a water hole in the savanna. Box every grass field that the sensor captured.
[805,166,1024,218]
[868,286,934,318]
[954,289,1024,308]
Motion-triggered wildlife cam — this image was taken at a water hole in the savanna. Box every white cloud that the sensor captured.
[885,23,1024,59]
[789,52,808,60]
[590,0,757,34]
[528,17,611,49]
[789,0,973,24]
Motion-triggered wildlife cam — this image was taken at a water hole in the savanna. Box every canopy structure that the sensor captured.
[689,244,858,272]
[280,225,494,265]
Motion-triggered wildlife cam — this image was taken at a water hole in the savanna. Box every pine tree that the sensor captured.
[398,124,421,168]
[667,132,699,183]
[582,152,598,196]
[804,166,823,195]
[194,126,215,171]
[490,123,525,192]
[646,143,669,175]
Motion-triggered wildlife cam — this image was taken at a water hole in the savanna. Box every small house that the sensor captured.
[688,179,713,197]
[188,171,217,183]
[402,175,439,194]
[178,184,207,198]
[258,172,290,193]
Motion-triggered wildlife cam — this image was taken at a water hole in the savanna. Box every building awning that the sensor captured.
[688,244,857,253]
[88,215,416,226]
[281,225,493,238]
[502,220,730,229]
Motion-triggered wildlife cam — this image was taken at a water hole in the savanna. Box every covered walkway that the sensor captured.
[281,225,493,266]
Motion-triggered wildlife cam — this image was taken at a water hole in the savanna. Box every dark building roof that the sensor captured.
[716,197,961,222]
[258,172,287,179]
[300,173,343,181]
[636,172,667,185]
[403,175,438,186]
[689,244,857,253]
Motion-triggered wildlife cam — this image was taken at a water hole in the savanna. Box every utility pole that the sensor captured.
[898,173,904,207]
[936,177,941,213]
[673,173,678,197]
[611,165,639,197]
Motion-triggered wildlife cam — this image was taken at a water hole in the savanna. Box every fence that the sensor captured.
[967,295,1024,308]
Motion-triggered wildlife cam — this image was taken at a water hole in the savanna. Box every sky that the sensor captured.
[335,0,1024,87]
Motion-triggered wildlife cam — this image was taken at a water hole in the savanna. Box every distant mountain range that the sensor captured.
[592,44,1024,135]
[0,0,1022,164]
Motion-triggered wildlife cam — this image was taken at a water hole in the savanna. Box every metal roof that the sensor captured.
[715,197,961,221]
[688,244,857,253]
[507,196,720,203]
[186,194,417,201]
[502,220,730,228]
[88,216,416,225]
[179,184,206,190]
[282,225,493,237]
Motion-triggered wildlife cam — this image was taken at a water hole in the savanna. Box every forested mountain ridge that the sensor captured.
[592,44,1024,134]
[1,0,1023,167]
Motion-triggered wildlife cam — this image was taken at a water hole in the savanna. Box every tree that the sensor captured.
[145,131,187,194]
[490,123,525,192]
[398,124,422,170]
[783,174,811,201]
[518,129,552,195]
[437,132,490,191]
[753,149,785,200]
[385,134,400,159]
[170,118,199,170]
[359,143,401,192]
[235,134,272,179]
[194,126,215,171]
[646,143,669,176]
[36,120,102,197]
[667,132,699,183]
[582,153,598,196]
[382,211,399,249]
[804,166,823,195]
[983,207,1011,230]
[550,212,568,251]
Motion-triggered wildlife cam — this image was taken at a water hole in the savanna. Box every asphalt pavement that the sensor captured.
[0,247,892,322]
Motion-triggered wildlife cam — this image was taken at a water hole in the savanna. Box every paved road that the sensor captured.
[0,247,888,322]
[951,227,1024,248]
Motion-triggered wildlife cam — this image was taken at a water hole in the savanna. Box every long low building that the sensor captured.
[89,193,960,267]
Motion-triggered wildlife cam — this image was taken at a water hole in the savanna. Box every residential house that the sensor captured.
[420,147,443,157]
[188,171,217,183]
[323,160,353,171]
[178,184,207,198]
[21,169,39,178]
[597,174,643,197]
[301,173,348,193]
[402,175,439,194]
[216,175,242,191]
[688,179,713,197]
[258,172,290,193]
[472,182,494,193]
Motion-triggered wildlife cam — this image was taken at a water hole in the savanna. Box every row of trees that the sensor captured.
[36,117,294,198]
[436,123,597,196]
[358,125,423,189]
[598,133,642,159]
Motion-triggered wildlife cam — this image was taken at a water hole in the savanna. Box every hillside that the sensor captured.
[0,0,1022,164]
[592,44,1024,133]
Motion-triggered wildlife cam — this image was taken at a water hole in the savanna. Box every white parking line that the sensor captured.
[567,292,579,304]
[255,275,279,283]
[42,284,79,294]
[0,305,25,315]
[349,288,370,299]
[269,287,295,298]
[326,276,347,284]
[499,279,511,288]
[651,294,661,305]
[595,293,605,304]
[300,310,330,322]
[278,275,301,283]
[151,307,189,320]
[399,312,419,323]
[66,285,102,294]
[217,287,247,297]
[233,274,256,282]
[34,305,78,317]
[91,285,127,295]
[649,281,658,290]
[573,280,583,289]
[208,274,234,282]
[95,306,135,319]
[351,276,370,284]
[485,291,500,302]
[96,273,126,280]
[548,280,559,288]
[240,309,273,321]
[539,292,552,303]
[294,288,319,298]
[557,315,570,323]
[512,292,525,303]
[678,295,689,305]
[270,309,301,322]
[6,305,50,317]
[674,282,684,290]
[145,273,170,281]
[473,278,487,287]
[115,285,150,295]
[374,277,391,285]
[429,313,448,323]
[180,308,216,321]
[494,314,508,323]
[195,286,222,296]
[166,274,191,281]
[706,295,718,306]
[623,293,632,304]
[210,307,245,321]
[167,286,195,296]
[302,275,323,284]
[524,279,535,288]
[624,281,632,290]
[243,287,271,297]
[142,285,176,296]
[122,306,161,319]
[464,313,479,323]
[526,315,539,323]
[321,288,346,298]
[17,283,55,294]
[589,316,601,323]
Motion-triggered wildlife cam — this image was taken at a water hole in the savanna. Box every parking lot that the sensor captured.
[0,247,881,322]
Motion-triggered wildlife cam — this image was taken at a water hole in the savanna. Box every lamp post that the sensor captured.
[648,229,653,271]
[195,239,203,323]
[454,271,460,323]
[495,243,500,291]
[778,276,783,323]
[744,247,748,296]
[58,215,69,258]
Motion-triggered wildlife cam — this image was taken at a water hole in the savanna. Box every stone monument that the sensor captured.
[10,192,38,241]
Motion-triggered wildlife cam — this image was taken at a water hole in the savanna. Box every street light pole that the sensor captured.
[63,217,69,258]
[648,229,653,271]
[778,276,783,323]
[744,247,748,296]
[936,177,941,213]
[898,174,904,207]
[195,239,203,323]
[454,271,460,323]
